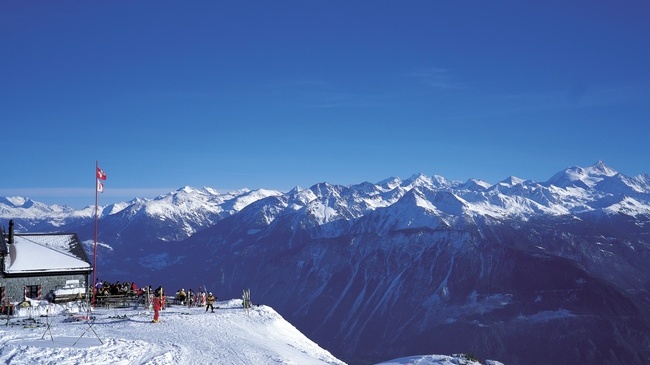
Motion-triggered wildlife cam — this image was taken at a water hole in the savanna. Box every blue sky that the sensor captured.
[1,1,649,208]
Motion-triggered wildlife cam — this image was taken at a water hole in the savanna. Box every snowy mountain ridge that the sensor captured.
[4,161,649,236]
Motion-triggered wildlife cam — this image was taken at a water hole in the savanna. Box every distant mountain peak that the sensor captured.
[403,173,452,189]
[591,160,617,176]
[377,176,402,190]
[546,160,618,189]
[177,186,195,193]
[2,196,32,208]
[462,178,491,191]
[498,176,525,187]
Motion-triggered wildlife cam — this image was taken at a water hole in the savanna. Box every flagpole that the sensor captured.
[92,160,99,306]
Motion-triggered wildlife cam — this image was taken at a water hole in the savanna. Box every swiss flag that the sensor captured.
[96,167,107,180]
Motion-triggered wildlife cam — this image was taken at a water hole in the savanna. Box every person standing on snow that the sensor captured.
[152,286,163,323]
[206,292,217,313]
[187,289,194,307]
[178,288,187,305]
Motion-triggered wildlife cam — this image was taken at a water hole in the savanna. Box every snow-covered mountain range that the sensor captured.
[2,161,650,365]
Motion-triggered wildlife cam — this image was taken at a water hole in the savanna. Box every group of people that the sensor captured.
[93,281,219,322]
[150,287,217,322]
[173,288,217,312]
[95,280,139,297]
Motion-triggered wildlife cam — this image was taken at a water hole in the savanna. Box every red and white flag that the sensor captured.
[96,167,107,180]
[97,180,104,193]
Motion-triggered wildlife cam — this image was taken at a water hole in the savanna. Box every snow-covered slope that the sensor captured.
[0,299,345,365]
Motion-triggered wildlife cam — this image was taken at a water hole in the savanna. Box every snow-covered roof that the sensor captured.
[3,233,91,274]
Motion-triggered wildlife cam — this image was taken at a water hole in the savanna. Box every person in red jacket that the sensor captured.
[152,286,163,323]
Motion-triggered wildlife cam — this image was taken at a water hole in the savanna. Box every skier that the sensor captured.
[152,286,163,323]
[206,292,217,313]
[178,288,187,305]
[187,289,194,307]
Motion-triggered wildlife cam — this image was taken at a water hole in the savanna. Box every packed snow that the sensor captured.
[0,298,505,365]
[0,298,344,365]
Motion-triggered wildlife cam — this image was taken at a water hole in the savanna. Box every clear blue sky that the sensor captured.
[2,1,649,208]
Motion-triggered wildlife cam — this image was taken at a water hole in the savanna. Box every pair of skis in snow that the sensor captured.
[242,289,252,314]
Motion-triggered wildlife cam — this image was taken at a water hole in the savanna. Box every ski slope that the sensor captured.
[0,298,345,365]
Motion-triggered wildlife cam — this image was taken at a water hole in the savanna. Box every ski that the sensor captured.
[243,288,251,314]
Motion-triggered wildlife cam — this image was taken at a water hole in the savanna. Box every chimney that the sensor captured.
[8,219,14,245]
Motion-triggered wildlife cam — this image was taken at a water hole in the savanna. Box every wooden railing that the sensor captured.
[95,293,140,308]
[94,293,176,309]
